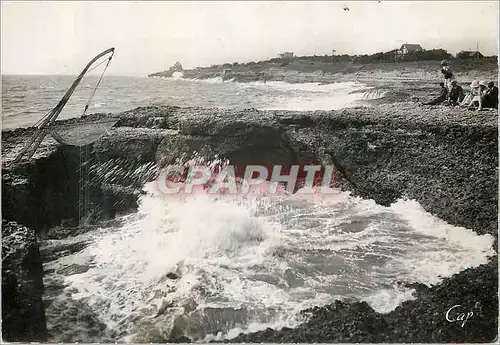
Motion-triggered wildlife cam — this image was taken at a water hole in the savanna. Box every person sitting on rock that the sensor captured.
[465,81,490,111]
[440,60,454,93]
[473,81,489,110]
[460,80,480,108]
[482,81,498,109]
[447,80,464,106]
[422,82,448,105]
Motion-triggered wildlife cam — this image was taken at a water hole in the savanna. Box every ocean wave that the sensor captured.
[42,177,494,342]
[2,75,386,129]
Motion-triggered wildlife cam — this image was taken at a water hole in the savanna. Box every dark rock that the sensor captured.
[93,127,162,163]
[166,272,180,280]
[1,104,497,343]
[2,146,82,234]
[169,335,192,343]
[1,220,48,341]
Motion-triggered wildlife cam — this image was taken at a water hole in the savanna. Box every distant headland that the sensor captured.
[148,45,498,84]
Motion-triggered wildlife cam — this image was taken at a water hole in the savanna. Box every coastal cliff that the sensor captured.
[1,101,498,342]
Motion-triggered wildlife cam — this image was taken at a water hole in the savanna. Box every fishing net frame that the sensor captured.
[48,119,119,147]
[13,48,117,226]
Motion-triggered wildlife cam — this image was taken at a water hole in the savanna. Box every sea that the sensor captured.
[1,74,496,342]
[2,74,376,129]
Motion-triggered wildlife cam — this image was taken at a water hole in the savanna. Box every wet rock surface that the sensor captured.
[2,102,498,342]
[1,220,48,341]
[2,146,82,234]
[225,258,498,343]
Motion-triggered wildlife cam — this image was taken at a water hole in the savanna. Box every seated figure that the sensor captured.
[460,80,480,108]
[422,82,448,106]
[482,81,498,109]
[447,80,464,105]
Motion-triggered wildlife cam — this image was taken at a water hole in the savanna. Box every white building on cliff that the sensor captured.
[278,52,294,59]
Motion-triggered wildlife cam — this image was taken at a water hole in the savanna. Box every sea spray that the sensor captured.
[41,157,495,342]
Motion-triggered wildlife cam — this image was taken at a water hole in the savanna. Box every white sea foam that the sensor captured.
[3,75,384,129]
[43,182,494,341]
[185,78,377,110]
[92,102,106,108]
[171,71,184,79]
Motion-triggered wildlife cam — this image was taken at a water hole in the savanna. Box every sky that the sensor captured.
[1,1,498,76]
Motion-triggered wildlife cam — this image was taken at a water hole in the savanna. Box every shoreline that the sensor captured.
[2,79,498,341]
[152,58,498,87]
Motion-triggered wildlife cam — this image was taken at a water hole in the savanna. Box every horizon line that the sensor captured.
[1,73,147,77]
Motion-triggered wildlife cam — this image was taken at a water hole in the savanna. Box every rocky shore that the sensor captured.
[227,261,498,343]
[152,59,498,87]
[2,98,498,341]
[2,220,48,341]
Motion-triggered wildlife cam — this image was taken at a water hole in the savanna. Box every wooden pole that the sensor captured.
[13,48,115,163]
